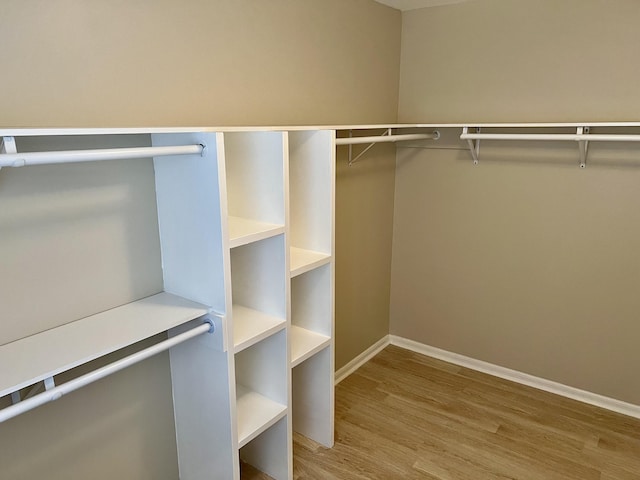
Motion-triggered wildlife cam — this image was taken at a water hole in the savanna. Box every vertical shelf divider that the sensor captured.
[153,131,238,480]
[223,131,292,479]
[287,130,336,449]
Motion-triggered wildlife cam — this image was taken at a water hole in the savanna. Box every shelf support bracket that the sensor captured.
[577,127,590,169]
[11,392,21,405]
[1,136,17,171]
[348,128,392,166]
[463,127,481,165]
[44,376,56,391]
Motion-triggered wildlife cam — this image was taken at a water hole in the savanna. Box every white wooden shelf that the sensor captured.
[233,305,286,353]
[290,326,331,368]
[0,292,209,398]
[290,247,331,277]
[236,384,288,448]
[228,216,285,248]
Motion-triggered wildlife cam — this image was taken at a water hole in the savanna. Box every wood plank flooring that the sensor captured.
[244,345,640,479]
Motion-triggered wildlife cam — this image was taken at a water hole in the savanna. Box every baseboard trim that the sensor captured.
[335,335,390,385]
[389,335,640,420]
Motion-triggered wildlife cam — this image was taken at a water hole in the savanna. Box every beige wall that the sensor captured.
[391,0,640,404]
[336,142,397,369]
[398,0,640,123]
[0,1,400,478]
[2,0,399,127]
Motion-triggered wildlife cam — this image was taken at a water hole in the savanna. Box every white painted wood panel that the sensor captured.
[153,132,226,313]
[169,320,238,480]
[288,131,333,253]
[236,385,287,448]
[233,305,286,353]
[235,330,288,408]
[292,347,333,447]
[289,247,331,277]
[241,417,290,480]
[228,216,285,248]
[231,236,287,319]
[291,264,332,336]
[290,326,331,368]
[223,132,285,225]
[153,132,237,479]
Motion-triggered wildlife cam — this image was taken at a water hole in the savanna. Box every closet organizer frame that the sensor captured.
[0,126,337,480]
[3,121,640,477]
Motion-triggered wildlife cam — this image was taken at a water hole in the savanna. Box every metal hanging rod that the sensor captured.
[459,132,640,142]
[460,126,640,168]
[338,129,440,166]
[0,319,214,423]
[0,141,205,168]
[336,132,440,145]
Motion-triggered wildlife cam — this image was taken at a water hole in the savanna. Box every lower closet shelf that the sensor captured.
[233,305,286,353]
[290,247,331,277]
[0,292,209,398]
[236,384,288,448]
[228,216,285,248]
[290,326,331,367]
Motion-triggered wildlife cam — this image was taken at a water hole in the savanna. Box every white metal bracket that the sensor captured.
[11,377,59,404]
[463,127,481,165]
[44,376,56,391]
[577,127,590,168]
[348,128,392,166]
[1,136,18,171]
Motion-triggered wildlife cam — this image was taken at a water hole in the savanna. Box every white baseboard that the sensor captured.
[335,335,390,384]
[390,335,640,420]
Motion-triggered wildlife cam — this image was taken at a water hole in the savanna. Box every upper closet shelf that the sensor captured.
[0,292,210,398]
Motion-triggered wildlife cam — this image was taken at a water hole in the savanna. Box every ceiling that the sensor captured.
[375,0,470,11]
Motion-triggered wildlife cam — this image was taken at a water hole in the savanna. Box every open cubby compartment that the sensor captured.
[230,234,287,353]
[288,130,334,276]
[153,132,237,479]
[292,346,333,448]
[240,415,290,480]
[290,263,332,367]
[222,131,287,248]
[235,329,291,479]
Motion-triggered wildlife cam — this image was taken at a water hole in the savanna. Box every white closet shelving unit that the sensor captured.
[0,126,335,480]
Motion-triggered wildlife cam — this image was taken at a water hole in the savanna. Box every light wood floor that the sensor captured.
[244,345,640,479]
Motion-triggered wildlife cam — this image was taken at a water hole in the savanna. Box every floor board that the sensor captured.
[244,345,640,479]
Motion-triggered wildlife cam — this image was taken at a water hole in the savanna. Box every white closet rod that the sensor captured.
[0,319,213,423]
[336,133,439,145]
[460,132,640,142]
[0,144,204,168]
